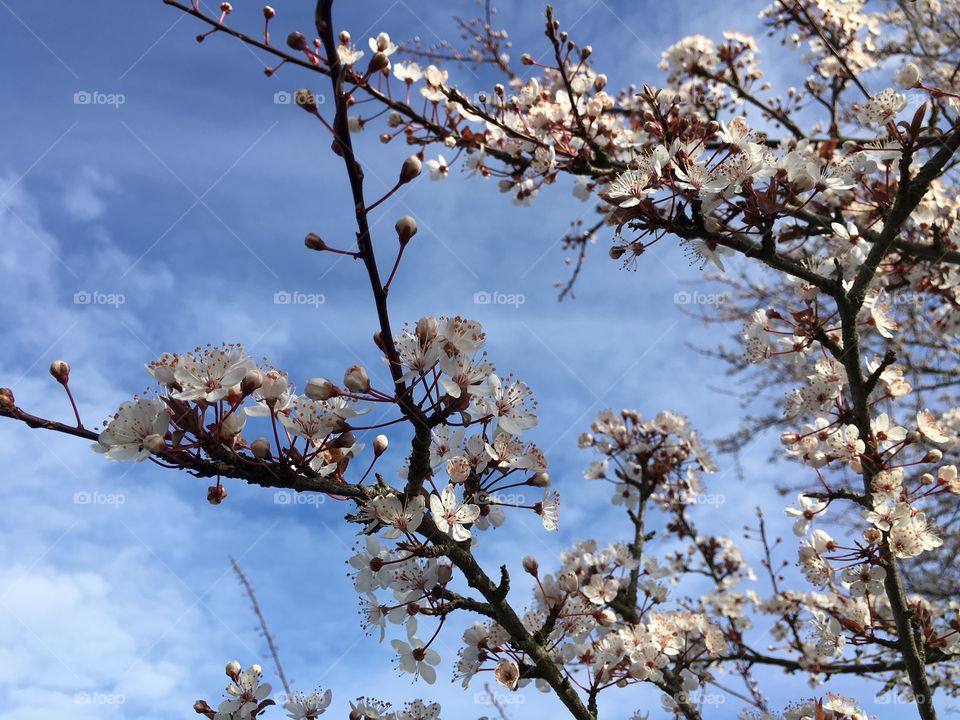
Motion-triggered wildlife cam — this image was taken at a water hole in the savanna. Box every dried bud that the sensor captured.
[343,365,370,393]
[522,556,539,575]
[368,51,390,75]
[263,5,276,19]
[220,2,232,13]
[305,377,334,400]
[395,215,417,244]
[0,387,15,412]
[304,232,326,251]
[49,359,70,383]
[373,434,389,456]
[399,155,422,185]
[609,245,626,260]
[143,433,166,455]
[207,484,228,505]
[287,32,308,52]
[295,88,317,113]
[241,369,263,395]
[193,699,213,716]
[373,330,385,353]
[225,660,242,679]
[529,471,551,487]
[251,437,272,459]
[558,570,578,593]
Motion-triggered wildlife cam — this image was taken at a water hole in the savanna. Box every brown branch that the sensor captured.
[231,558,291,696]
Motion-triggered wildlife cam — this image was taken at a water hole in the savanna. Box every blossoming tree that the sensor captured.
[3,1,960,719]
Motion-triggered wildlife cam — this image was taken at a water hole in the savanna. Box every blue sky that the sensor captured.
[0,2,889,718]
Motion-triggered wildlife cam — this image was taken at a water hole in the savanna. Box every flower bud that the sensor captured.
[287,32,308,51]
[194,699,213,715]
[49,359,70,384]
[373,434,389,456]
[494,658,520,690]
[921,472,935,486]
[251,664,262,676]
[241,369,263,395]
[399,155,422,185]
[447,456,470,484]
[305,377,334,401]
[263,6,276,19]
[335,430,356,448]
[596,608,616,626]
[594,74,608,91]
[251,437,272,459]
[295,88,318,113]
[220,2,233,13]
[339,30,351,44]
[529,471,551,487]
[415,316,438,344]
[144,433,166,454]
[520,53,534,65]
[225,660,242,679]
[395,215,418,244]
[344,365,370,393]
[558,570,578,593]
[304,232,325,251]
[0,387,15,412]
[208,484,228,504]
[368,51,390,75]
[906,430,921,443]
[437,563,453,584]
[924,449,943,463]
[522,556,539,576]
[780,432,799,445]
[894,62,921,89]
